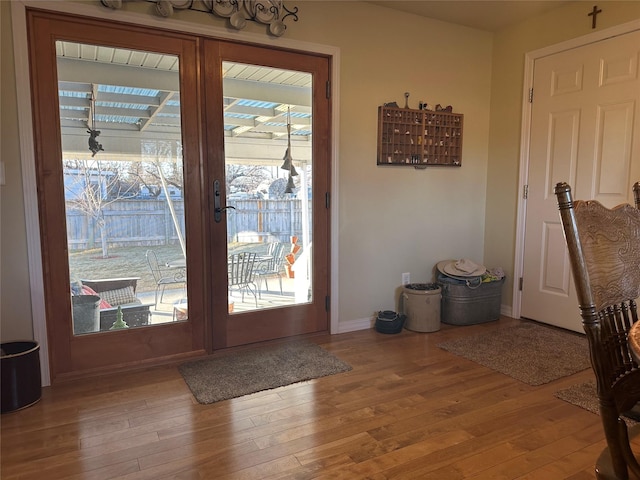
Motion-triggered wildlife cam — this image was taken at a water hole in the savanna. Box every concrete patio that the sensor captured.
[136,275,302,326]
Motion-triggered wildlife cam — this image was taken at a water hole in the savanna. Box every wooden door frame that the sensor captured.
[204,41,331,349]
[26,11,208,382]
[12,0,341,386]
[513,19,640,321]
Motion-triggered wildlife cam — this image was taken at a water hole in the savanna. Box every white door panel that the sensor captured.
[594,102,635,201]
[522,30,640,332]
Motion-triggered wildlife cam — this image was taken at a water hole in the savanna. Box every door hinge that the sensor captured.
[325,295,330,312]
[325,192,330,209]
[519,277,523,291]
[326,80,331,99]
[523,184,528,199]
[528,88,534,103]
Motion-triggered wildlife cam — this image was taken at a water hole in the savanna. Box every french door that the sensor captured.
[27,9,331,380]
[203,41,331,348]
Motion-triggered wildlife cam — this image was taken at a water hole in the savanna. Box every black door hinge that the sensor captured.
[519,277,523,291]
[325,192,330,209]
[326,81,331,99]
[325,295,330,312]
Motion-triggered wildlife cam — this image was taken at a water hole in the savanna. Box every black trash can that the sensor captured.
[1,341,42,414]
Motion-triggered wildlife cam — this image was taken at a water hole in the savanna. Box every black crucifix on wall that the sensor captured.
[588,5,602,29]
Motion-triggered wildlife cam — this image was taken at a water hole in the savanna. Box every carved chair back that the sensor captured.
[555,182,640,479]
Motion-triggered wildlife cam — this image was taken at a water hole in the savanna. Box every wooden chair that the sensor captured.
[555,181,640,479]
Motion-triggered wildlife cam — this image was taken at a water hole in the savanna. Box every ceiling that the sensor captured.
[57,41,313,161]
[57,2,570,158]
[367,1,571,32]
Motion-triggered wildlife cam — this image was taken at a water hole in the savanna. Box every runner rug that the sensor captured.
[437,321,591,385]
[179,341,352,404]
[554,381,640,425]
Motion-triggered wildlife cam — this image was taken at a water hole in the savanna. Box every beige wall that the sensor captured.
[2,1,34,341]
[484,1,640,308]
[2,0,639,347]
[291,2,494,322]
[3,0,493,340]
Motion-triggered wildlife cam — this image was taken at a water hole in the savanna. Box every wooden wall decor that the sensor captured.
[377,105,464,169]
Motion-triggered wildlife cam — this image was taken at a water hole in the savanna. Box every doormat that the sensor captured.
[178,341,352,404]
[554,381,640,426]
[437,321,590,385]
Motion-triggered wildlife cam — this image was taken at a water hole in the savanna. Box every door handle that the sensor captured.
[213,179,235,223]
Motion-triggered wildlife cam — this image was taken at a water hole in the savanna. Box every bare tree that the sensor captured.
[64,159,138,258]
[226,164,273,194]
[268,177,288,199]
[123,140,186,198]
[126,161,185,198]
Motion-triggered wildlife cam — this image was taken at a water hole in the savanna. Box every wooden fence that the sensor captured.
[66,198,309,250]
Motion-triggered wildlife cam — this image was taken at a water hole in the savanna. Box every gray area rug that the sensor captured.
[555,381,640,425]
[179,341,352,404]
[437,321,590,385]
[555,381,601,415]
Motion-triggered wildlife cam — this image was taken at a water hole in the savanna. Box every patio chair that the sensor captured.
[145,249,186,306]
[254,242,287,298]
[79,277,153,329]
[228,252,258,307]
[555,181,640,479]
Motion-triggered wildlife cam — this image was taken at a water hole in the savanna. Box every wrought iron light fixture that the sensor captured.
[281,107,297,194]
[100,0,299,37]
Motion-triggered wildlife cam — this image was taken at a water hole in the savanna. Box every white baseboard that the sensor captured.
[337,305,514,334]
[501,304,513,318]
[336,316,375,333]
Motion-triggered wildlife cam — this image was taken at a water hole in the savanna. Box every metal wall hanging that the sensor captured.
[281,107,298,194]
[100,0,299,37]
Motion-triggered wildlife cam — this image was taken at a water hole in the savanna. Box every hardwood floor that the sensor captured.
[0,317,629,479]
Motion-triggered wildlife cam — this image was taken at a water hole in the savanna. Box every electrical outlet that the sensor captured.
[402,272,410,285]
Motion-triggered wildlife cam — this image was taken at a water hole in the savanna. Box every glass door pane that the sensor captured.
[58,41,188,334]
[222,62,312,315]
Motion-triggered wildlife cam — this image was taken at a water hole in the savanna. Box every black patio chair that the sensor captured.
[228,252,258,307]
[254,242,287,298]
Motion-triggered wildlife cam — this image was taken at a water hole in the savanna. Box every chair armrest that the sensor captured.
[81,277,140,294]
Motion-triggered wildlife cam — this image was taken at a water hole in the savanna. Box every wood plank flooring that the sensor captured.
[1,317,632,479]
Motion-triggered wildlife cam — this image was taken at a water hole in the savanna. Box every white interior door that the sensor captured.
[521,30,640,332]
